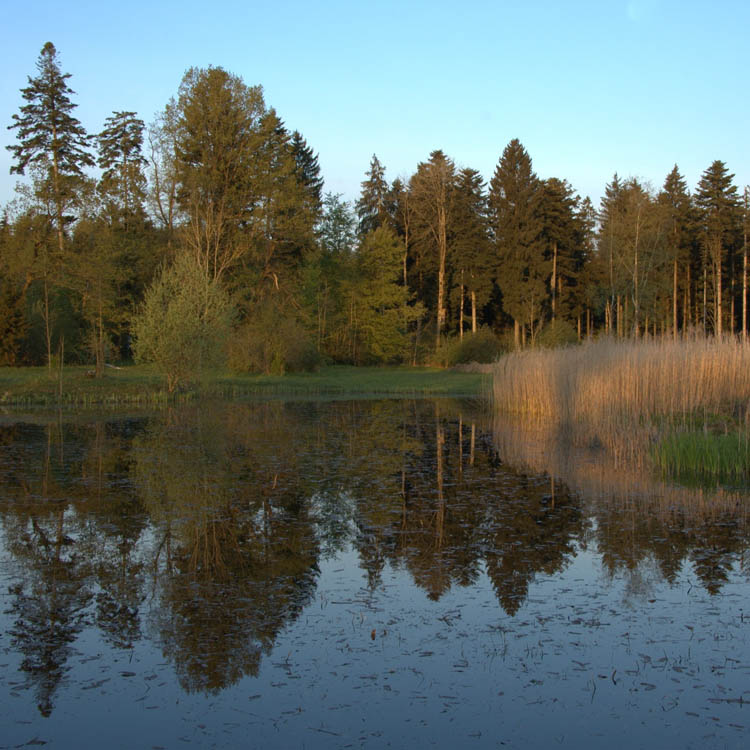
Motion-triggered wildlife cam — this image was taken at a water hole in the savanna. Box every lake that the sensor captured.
[1,398,749,748]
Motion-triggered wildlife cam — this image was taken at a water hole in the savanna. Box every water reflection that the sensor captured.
[1,399,749,720]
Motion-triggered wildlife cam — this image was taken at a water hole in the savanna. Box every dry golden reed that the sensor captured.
[491,336,750,428]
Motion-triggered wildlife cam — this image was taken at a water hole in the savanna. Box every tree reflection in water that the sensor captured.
[0,399,749,715]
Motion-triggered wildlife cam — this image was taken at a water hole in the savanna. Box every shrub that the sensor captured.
[537,319,579,349]
[228,306,321,375]
[132,253,234,392]
[435,327,505,366]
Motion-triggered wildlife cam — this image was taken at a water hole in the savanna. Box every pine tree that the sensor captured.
[488,139,545,347]
[7,42,94,259]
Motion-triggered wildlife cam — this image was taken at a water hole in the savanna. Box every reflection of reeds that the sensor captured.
[491,415,750,522]
[491,336,750,469]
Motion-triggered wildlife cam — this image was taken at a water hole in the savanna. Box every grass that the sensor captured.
[652,431,750,487]
[490,335,750,483]
[0,364,488,407]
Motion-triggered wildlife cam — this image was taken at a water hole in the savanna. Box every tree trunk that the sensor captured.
[459,270,464,341]
[551,241,557,320]
[673,258,678,340]
[471,291,477,333]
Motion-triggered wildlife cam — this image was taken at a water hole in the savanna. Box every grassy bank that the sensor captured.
[0,364,488,407]
[490,336,750,484]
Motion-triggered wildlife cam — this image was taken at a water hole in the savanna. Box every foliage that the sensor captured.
[434,327,505,366]
[228,300,320,375]
[537,319,578,349]
[132,252,234,391]
[489,139,546,345]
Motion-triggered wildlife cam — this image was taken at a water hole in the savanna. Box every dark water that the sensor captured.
[0,399,749,749]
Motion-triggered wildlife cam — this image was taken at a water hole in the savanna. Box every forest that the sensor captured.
[2,43,748,388]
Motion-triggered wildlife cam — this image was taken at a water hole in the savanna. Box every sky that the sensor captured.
[1,0,749,211]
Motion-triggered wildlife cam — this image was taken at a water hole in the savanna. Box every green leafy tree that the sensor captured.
[174,66,267,282]
[132,251,234,392]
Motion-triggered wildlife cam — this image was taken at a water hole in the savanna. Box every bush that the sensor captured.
[537,319,579,349]
[132,253,234,392]
[435,327,505,366]
[228,306,321,375]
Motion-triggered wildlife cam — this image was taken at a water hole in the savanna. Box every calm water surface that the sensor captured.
[0,399,749,749]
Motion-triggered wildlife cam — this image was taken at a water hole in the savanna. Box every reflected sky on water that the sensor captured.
[1,399,749,748]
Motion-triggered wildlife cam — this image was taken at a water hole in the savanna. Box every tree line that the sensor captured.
[2,43,747,384]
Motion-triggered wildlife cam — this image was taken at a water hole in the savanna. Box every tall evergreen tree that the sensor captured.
[695,160,741,336]
[7,42,94,259]
[537,178,580,324]
[410,150,456,347]
[450,167,492,335]
[97,111,147,227]
[291,130,324,217]
[489,139,545,347]
[356,154,392,236]
[658,166,693,338]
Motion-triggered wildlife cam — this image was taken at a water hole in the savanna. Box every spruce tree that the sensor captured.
[97,111,147,227]
[356,155,392,236]
[7,42,94,258]
[488,139,545,347]
[537,177,583,325]
[291,130,323,217]
[695,160,741,336]
[410,150,456,347]
[658,166,693,338]
[451,167,492,335]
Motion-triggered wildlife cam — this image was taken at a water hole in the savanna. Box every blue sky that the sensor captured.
[2,1,748,211]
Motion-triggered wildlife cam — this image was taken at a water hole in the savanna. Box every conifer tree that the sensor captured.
[356,155,392,236]
[695,160,741,336]
[658,166,693,338]
[489,139,545,347]
[7,42,94,259]
[450,167,492,336]
[291,130,323,217]
[410,150,456,347]
[97,111,147,227]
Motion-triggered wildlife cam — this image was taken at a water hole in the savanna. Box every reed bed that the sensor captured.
[491,336,750,479]
[492,414,750,521]
[492,336,750,428]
